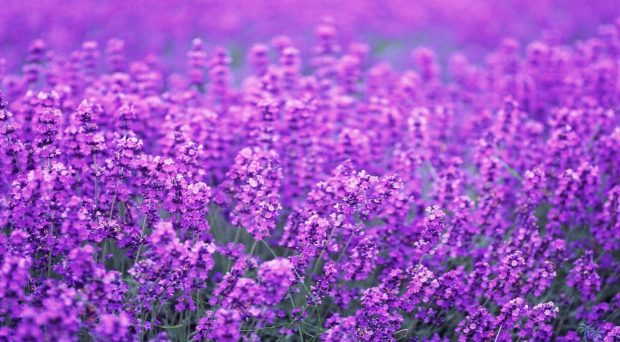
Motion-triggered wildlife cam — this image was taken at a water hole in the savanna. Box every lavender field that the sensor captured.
[1,1,620,341]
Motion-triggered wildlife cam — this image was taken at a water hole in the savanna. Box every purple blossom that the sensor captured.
[258,257,294,305]
[567,251,602,302]
[401,265,439,312]
[221,146,283,240]
[0,6,618,341]
[208,308,242,342]
[456,307,496,342]
[95,312,131,341]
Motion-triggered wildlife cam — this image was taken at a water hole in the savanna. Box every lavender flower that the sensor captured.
[257,257,294,305]
[567,251,601,302]
[221,146,282,240]
[0,8,618,341]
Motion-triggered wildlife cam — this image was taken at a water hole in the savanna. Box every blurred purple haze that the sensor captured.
[1,0,619,70]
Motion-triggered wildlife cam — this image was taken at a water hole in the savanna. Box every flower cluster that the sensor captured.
[0,5,620,342]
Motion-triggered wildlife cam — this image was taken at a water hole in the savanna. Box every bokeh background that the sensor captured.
[2,0,619,71]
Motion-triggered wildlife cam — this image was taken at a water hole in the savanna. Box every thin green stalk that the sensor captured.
[494,325,502,342]
[555,294,578,333]
[261,240,322,329]
[335,234,354,264]
[133,216,149,264]
[47,224,53,278]
[311,227,337,276]
[495,155,523,181]
[45,157,55,278]
[93,155,99,206]
[101,239,108,264]
[261,240,279,258]
[227,228,242,271]
[108,179,120,219]
[298,326,305,342]
[248,239,259,256]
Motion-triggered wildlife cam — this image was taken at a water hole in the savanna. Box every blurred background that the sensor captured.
[1,0,619,70]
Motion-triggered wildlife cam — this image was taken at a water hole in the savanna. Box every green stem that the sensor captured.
[335,234,354,264]
[227,228,242,271]
[133,216,148,264]
[108,179,120,220]
[494,325,502,342]
[261,240,278,258]
[261,240,322,329]
[248,239,259,256]
[101,239,108,264]
[46,224,53,278]
[311,226,338,276]
[93,155,99,206]
[299,326,305,342]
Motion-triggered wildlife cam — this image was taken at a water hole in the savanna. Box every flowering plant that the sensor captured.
[1,3,620,341]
